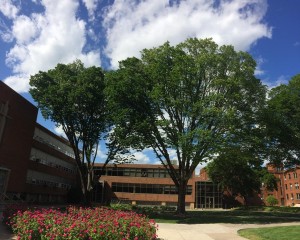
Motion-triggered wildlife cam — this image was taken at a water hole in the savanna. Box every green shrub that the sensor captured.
[266,195,279,206]
[110,203,133,211]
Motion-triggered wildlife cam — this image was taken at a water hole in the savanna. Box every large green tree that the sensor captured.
[107,38,266,214]
[206,148,278,205]
[30,60,125,204]
[264,74,300,166]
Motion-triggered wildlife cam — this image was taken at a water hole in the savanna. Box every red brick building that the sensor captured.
[0,81,77,204]
[262,164,300,206]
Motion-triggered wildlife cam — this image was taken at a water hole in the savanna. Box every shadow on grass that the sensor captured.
[150,210,300,224]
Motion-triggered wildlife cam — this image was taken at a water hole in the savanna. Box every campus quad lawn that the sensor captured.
[238,226,300,240]
[147,207,300,224]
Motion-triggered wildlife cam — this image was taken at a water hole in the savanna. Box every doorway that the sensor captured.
[205,197,214,208]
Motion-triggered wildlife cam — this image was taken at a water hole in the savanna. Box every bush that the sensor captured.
[110,203,133,211]
[7,206,157,240]
[2,203,29,225]
[266,195,279,206]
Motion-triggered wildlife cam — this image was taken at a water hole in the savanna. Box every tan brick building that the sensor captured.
[93,163,223,209]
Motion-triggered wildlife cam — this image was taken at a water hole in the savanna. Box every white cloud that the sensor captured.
[12,15,39,44]
[132,151,150,164]
[54,125,67,138]
[263,74,289,89]
[103,0,271,68]
[254,56,265,76]
[82,0,99,21]
[0,0,20,19]
[3,0,101,93]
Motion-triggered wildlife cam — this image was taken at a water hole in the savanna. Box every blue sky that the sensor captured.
[0,0,300,167]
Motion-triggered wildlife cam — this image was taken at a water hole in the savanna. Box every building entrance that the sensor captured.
[195,181,222,209]
[205,197,214,208]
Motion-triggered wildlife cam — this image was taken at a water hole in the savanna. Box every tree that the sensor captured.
[106,38,266,214]
[265,195,278,206]
[264,74,300,167]
[206,148,278,204]
[29,60,126,204]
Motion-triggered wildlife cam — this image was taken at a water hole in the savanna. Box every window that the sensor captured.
[290,183,293,190]
[295,183,299,189]
[286,194,289,200]
[111,182,192,195]
[285,184,288,190]
[288,174,291,179]
[294,172,298,179]
[297,193,300,200]
[284,175,286,180]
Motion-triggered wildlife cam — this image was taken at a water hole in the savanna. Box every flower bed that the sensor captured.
[7,207,157,240]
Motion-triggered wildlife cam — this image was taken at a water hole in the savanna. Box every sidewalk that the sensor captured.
[157,222,300,240]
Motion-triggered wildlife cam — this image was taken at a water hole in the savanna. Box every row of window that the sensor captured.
[286,193,300,200]
[95,167,174,178]
[284,172,298,180]
[34,135,75,159]
[284,182,300,190]
[26,177,72,190]
[30,156,76,174]
[111,182,192,195]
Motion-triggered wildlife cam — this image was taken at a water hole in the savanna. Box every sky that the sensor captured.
[0,0,300,169]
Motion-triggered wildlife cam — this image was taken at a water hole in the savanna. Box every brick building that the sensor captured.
[262,164,300,206]
[0,81,77,204]
[93,163,223,209]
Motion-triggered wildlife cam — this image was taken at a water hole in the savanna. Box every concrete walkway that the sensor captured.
[157,222,300,240]
[1,220,300,240]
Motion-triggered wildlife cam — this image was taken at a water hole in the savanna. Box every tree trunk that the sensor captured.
[176,182,187,215]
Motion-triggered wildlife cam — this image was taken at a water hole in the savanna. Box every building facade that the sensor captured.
[93,163,223,209]
[263,164,300,207]
[0,81,77,204]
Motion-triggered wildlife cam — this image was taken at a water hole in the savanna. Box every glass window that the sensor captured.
[294,172,298,179]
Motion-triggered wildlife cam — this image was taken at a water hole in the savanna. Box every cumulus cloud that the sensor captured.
[82,0,100,21]
[54,124,67,138]
[0,0,20,19]
[103,0,271,68]
[3,0,101,92]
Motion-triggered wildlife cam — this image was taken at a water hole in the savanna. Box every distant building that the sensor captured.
[93,163,223,209]
[262,164,300,206]
[0,81,77,204]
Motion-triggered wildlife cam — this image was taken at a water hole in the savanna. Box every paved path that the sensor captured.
[157,222,300,240]
[1,220,300,240]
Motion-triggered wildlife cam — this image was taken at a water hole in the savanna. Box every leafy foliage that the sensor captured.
[107,38,266,213]
[29,60,128,204]
[265,195,279,206]
[264,74,300,166]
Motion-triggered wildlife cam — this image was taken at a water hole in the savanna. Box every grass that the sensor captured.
[147,207,300,224]
[238,226,300,240]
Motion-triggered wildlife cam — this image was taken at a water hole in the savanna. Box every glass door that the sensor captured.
[205,197,214,208]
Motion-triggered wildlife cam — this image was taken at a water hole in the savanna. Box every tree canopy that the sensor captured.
[206,148,278,203]
[264,74,300,167]
[106,38,266,214]
[30,60,119,204]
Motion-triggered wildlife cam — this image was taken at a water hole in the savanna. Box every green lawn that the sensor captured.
[238,226,300,240]
[149,207,300,224]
